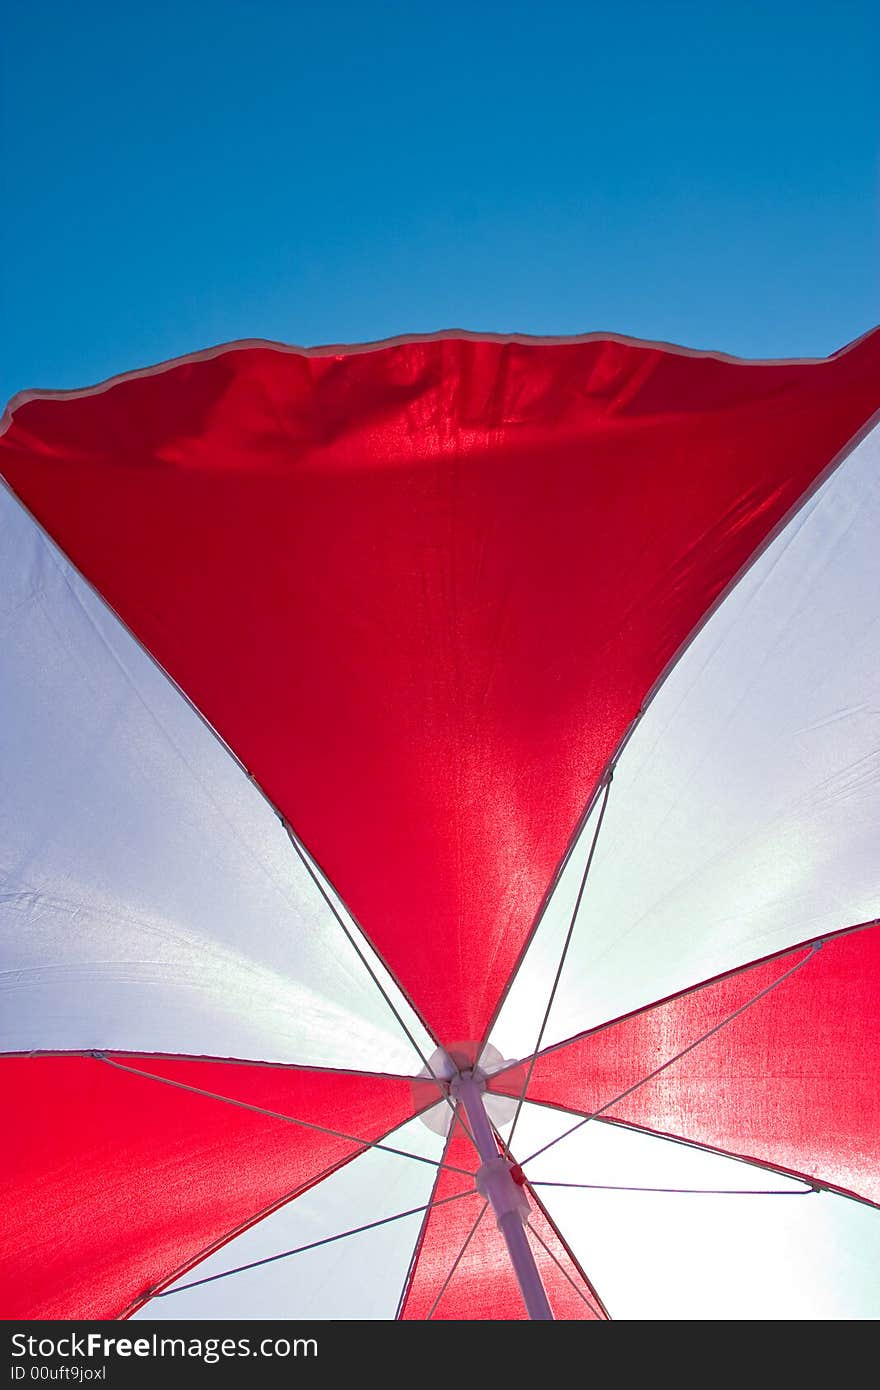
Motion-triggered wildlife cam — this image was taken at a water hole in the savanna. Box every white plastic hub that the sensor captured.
[415,1042,518,1134]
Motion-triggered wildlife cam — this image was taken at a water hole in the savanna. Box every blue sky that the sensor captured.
[2,1,877,403]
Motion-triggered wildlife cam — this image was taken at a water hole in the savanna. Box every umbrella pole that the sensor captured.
[453,1070,554,1320]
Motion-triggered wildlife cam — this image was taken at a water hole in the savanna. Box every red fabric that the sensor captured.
[489,924,880,1207]
[0,1055,416,1319]
[2,333,878,1045]
[400,1123,607,1319]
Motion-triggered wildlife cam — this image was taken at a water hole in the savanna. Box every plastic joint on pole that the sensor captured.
[452,1068,554,1321]
[475,1154,531,1227]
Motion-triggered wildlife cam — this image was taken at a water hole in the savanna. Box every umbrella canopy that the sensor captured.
[1,329,878,1320]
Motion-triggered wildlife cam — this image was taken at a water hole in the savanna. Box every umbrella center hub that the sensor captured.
[413,1042,518,1133]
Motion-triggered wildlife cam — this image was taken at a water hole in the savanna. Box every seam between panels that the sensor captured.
[477,406,880,1058]
[118,1111,426,1320]
[525,1185,611,1320]
[93,1054,468,1175]
[50,547,300,927]
[4,326,878,428]
[0,1048,419,1081]
[425,1204,489,1321]
[504,776,614,1154]
[0,471,444,1069]
[393,1116,460,1320]
[489,917,879,1078]
[486,1111,611,1320]
[592,1118,880,1214]
[477,771,612,1056]
[515,1097,880,1214]
[152,1193,479,1302]
[514,946,821,1175]
[120,1112,464,1317]
[281,826,446,1075]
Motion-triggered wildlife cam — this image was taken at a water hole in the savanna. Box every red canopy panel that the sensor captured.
[489,923,880,1207]
[0,1055,417,1319]
[399,1123,607,1319]
[2,332,878,1045]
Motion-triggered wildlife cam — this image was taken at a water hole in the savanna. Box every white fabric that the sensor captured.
[490,423,880,1060]
[133,1115,443,1320]
[0,487,432,1071]
[513,1102,880,1319]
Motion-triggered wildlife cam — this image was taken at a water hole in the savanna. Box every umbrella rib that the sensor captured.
[124,1142,401,1315]
[593,1115,878,1208]
[394,1117,454,1319]
[518,940,822,1167]
[524,1220,603,1317]
[505,774,612,1151]
[394,1105,478,1318]
[511,1099,879,1208]
[425,1201,489,1320]
[152,1190,479,1297]
[95,1054,471,1176]
[494,917,878,1079]
[530,1180,817,1195]
[283,826,460,1128]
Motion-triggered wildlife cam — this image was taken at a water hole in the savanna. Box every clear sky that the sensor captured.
[2,1,878,405]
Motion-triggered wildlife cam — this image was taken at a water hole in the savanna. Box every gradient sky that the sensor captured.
[2,2,878,403]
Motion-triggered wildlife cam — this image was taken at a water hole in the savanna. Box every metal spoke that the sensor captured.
[518,942,823,1167]
[504,775,612,1151]
[154,1190,479,1297]
[96,1054,471,1175]
[426,1201,488,1320]
[284,828,459,1127]
[530,1180,817,1195]
[525,1220,603,1317]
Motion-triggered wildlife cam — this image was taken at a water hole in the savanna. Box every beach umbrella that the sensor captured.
[1,329,878,1321]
